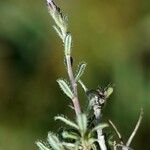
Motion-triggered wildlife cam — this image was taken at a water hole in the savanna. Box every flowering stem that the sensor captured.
[46,0,81,116]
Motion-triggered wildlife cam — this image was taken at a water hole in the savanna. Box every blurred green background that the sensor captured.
[0,0,150,149]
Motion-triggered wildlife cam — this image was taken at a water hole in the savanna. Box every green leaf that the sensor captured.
[91,143,97,150]
[74,142,80,150]
[105,87,113,98]
[57,79,73,99]
[78,80,88,92]
[88,138,98,145]
[62,131,79,140]
[55,115,79,129]
[53,25,63,40]
[62,142,75,149]
[76,113,87,136]
[75,62,87,81]
[65,33,72,55]
[47,132,65,150]
[36,141,50,150]
[91,123,109,133]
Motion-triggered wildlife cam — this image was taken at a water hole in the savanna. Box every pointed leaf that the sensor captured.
[47,132,65,150]
[91,123,109,133]
[55,115,79,129]
[65,33,72,55]
[74,142,80,150]
[75,62,87,81]
[76,113,87,136]
[91,143,97,150]
[78,80,88,92]
[62,142,75,149]
[36,141,50,150]
[62,131,79,140]
[53,25,63,40]
[57,79,73,99]
[105,87,113,98]
[88,138,98,145]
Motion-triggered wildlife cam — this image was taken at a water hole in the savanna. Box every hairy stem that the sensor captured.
[66,55,81,115]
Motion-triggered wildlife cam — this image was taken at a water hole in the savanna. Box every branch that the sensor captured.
[126,108,143,147]
[109,120,123,144]
[47,0,81,116]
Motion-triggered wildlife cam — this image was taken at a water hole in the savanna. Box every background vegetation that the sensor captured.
[0,0,150,149]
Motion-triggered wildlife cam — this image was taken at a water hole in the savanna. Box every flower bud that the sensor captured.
[47,0,56,13]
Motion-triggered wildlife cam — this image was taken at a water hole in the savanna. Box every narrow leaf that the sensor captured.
[104,86,113,98]
[76,113,87,136]
[48,132,65,150]
[62,131,79,140]
[78,80,88,92]
[65,33,72,55]
[57,79,73,99]
[62,142,75,149]
[36,141,50,150]
[88,138,98,145]
[91,123,109,133]
[75,62,87,81]
[74,142,80,150]
[55,115,79,129]
[91,143,97,150]
[53,25,63,40]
